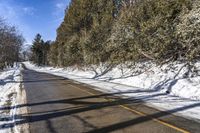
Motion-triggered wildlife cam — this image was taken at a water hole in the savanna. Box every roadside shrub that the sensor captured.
[176,1,200,61]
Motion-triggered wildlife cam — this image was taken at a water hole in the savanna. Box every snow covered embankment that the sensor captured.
[0,64,26,133]
[24,62,200,122]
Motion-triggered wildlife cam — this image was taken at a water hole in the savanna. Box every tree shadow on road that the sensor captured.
[0,90,164,110]
[0,91,199,132]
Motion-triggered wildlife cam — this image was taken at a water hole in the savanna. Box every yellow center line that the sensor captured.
[69,84,190,133]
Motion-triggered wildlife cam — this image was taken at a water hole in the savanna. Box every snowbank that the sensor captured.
[0,64,24,133]
[24,62,200,122]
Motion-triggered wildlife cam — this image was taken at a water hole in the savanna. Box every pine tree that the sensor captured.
[49,0,195,68]
[54,0,116,66]
[31,34,50,66]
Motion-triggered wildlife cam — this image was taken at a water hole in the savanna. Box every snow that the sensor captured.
[0,64,23,133]
[24,62,200,122]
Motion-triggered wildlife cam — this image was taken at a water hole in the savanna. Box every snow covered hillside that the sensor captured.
[0,64,26,133]
[24,62,200,122]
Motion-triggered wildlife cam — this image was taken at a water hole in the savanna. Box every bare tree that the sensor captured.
[0,18,24,69]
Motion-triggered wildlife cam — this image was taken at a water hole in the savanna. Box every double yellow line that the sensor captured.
[70,84,190,133]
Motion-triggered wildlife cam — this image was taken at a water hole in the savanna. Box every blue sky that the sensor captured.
[0,0,70,44]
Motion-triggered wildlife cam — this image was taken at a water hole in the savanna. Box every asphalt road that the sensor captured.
[21,67,200,133]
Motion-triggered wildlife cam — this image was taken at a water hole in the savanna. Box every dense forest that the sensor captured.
[0,18,24,69]
[31,0,200,68]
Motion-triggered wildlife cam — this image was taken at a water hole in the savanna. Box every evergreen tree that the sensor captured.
[47,0,198,68]
[54,0,116,66]
[31,34,50,66]
[31,34,43,65]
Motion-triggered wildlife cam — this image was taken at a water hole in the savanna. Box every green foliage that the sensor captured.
[48,0,200,68]
[48,42,58,66]
[176,1,200,61]
[31,34,50,66]
[82,0,115,64]
[108,0,192,63]
[53,0,115,66]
